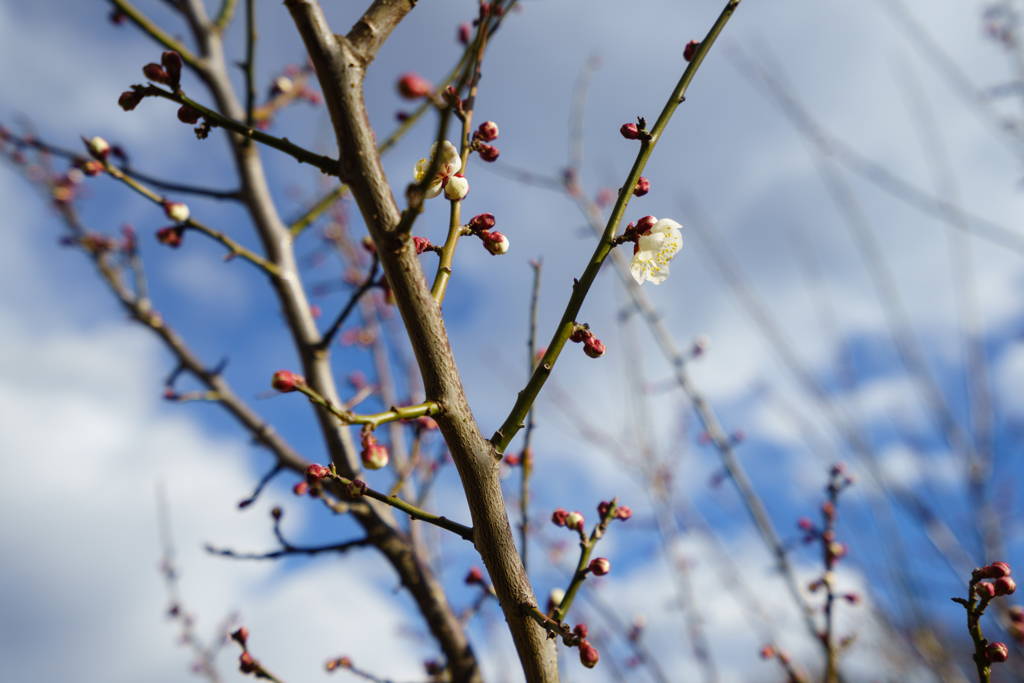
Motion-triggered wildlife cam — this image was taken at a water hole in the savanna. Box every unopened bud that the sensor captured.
[156,226,184,248]
[565,511,585,531]
[579,641,600,669]
[161,51,183,87]
[987,642,1010,664]
[231,627,249,647]
[683,40,700,62]
[620,123,640,140]
[614,506,632,521]
[551,508,568,526]
[293,481,309,496]
[479,230,509,255]
[573,623,589,639]
[457,22,472,45]
[304,463,330,482]
[177,106,201,124]
[465,567,484,585]
[477,121,499,141]
[548,588,565,612]
[844,593,861,605]
[239,652,258,674]
[760,645,775,659]
[589,558,611,576]
[398,73,433,99]
[468,213,496,230]
[583,336,606,358]
[271,370,303,392]
[119,90,144,111]
[271,507,282,520]
[143,63,170,84]
[412,236,434,255]
[633,177,650,197]
[86,136,110,159]
[981,562,1012,579]
[477,143,499,162]
[997,577,1017,596]
[361,435,390,470]
[597,501,611,517]
[443,86,461,109]
[979,582,997,600]
[346,479,367,498]
[164,201,190,223]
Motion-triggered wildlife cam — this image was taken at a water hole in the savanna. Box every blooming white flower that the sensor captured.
[629,218,682,285]
[414,140,469,200]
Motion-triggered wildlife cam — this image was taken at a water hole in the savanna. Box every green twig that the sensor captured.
[552,499,618,623]
[491,0,743,452]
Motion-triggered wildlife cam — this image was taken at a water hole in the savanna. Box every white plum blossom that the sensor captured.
[414,140,469,200]
[630,218,682,285]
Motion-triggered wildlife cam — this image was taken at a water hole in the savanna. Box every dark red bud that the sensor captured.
[477,143,499,162]
[239,652,258,674]
[458,22,472,45]
[579,641,599,669]
[143,63,169,84]
[304,463,330,482]
[161,51,183,87]
[476,120,499,141]
[683,40,700,62]
[119,90,144,111]
[573,624,588,639]
[620,123,640,140]
[997,577,1017,596]
[981,562,1012,579]
[551,508,568,526]
[412,236,434,255]
[987,642,1010,663]
[468,213,496,230]
[231,627,249,647]
[633,177,650,197]
[271,370,302,392]
[156,226,184,248]
[177,106,201,124]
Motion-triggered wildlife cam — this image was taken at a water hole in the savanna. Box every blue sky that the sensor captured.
[3,1,1024,682]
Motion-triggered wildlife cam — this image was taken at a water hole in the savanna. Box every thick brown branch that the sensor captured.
[347,0,418,64]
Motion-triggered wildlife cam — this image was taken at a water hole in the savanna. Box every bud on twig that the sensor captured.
[476,120,499,141]
[565,511,584,531]
[579,641,600,669]
[620,123,640,140]
[231,627,249,647]
[476,143,499,162]
[156,226,184,248]
[589,558,611,576]
[551,508,568,526]
[361,434,390,470]
[397,73,432,100]
[177,106,201,124]
[162,51,183,89]
[465,567,484,585]
[119,90,144,111]
[85,136,110,159]
[271,370,303,392]
[468,213,496,231]
[987,642,1010,664]
[304,463,330,483]
[458,22,472,45]
[479,230,509,255]
[633,177,650,197]
[163,200,190,223]
[683,40,700,62]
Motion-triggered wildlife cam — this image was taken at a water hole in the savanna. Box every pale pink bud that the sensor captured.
[85,136,110,159]
[589,558,611,576]
[614,506,632,521]
[164,200,190,223]
[579,641,599,669]
[633,177,650,197]
[620,123,640,140]
[565,511,585,531]
[271,370,303,392]
[683,40,700,62]
[361,435,390,470]
[477,121,499,141]
[480,230,509,255]
[397,72,433,99]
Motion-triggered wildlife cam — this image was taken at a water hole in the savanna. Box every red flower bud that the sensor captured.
[987,642,1010,664]
[413,236,434,255]
[620,123,640,140]
[397,72,433,100]
[468,213,496,230]
[465,567,484,585]
[551,508,568,526]
[979,582,997,600]
[573,624,588,639]
[477,120,499,141]
[981,562,1012,579]
[458,22,472,45]
[476,143,499,162]
[589,558,611,576]
[579,641,599,669]
[231,627,249,647]
[119,90,144,111]
[143,63,170,84]
[162,51,183,87]
[583,336,606,358]
[683,40,700,62]
[760,645,775,659]
[598,501,611,517]
[633,177,650,197]
[504,452,521,466]
[293,481,309,496]
[156,226,184,248]
[239,652,258,674]
[304,463,330,483]
[177,106,201,124]
[997,577,1017,596]
[271,370,303,392]
[346,479,367,498]
[614,506,633,521]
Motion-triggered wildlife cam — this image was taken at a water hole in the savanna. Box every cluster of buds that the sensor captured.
[619,116,652,142]
[597,500,633,521]
[143,51,184,91]
[465,213,509,256]
[551,508,585,532]
[360,432,390,470]
[230,627,263,676]
[975,562,1016,601]
[157,198,191,248]
[569,323,606,359]
[271,370,306,393]
[472,120,500,162]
